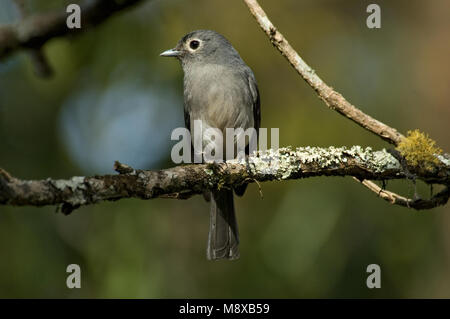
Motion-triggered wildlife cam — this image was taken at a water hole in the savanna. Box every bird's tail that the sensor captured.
[207,189,239,260]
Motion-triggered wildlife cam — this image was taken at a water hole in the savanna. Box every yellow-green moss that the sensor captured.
[396,130,443,170]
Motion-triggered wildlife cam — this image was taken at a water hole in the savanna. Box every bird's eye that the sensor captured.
[189,40,200,50]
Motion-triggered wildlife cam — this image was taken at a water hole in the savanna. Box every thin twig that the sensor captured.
[353,178,450,210]
[253,178,264,199]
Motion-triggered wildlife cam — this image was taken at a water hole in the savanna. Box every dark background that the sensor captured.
[0,0,449,298]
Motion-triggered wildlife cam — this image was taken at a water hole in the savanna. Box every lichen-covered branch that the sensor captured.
[0,0,144,60]
[243,0,404,146]
[1,146,449,213]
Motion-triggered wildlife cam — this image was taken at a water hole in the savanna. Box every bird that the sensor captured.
[161,30,261,260]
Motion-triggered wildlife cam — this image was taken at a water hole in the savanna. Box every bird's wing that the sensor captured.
[247,70,261,132]
[234,70,260,197]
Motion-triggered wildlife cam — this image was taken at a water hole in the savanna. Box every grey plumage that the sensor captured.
[161,30,260,260]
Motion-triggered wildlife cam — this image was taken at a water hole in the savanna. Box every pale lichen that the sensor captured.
[436,154,450,167]
[52,176,85,191]
[204,168,214,176]
[51,176,88,206]
[228,146,401,180]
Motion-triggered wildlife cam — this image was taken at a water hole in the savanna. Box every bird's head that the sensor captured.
[160,30,240,67]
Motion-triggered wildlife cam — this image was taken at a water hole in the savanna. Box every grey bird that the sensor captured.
[161,30,261,260]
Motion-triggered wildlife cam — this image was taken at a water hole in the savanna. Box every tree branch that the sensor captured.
[0,0,144,60]
[242,0,450,210]
[13,0,53,77]
[243,0,404,146]
[353,178,450,210]
[1,147,449,213]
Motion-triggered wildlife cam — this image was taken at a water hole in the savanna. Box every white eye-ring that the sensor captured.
[188,39,201,51]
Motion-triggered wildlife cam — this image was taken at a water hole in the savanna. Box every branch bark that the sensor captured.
[1,147,449,213]
[0,0,144,60]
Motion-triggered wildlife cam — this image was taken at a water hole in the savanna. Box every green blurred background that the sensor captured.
[0,0,449,298]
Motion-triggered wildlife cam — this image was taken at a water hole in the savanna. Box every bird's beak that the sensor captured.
[160,49,180,57]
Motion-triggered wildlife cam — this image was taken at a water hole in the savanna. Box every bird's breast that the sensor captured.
[184,64,254,133]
